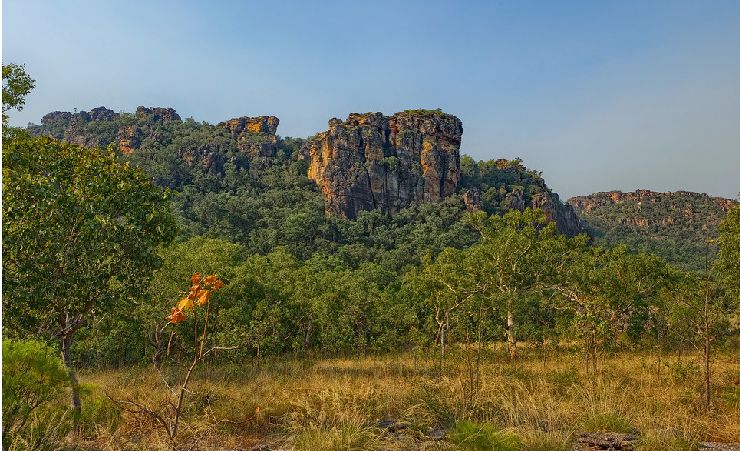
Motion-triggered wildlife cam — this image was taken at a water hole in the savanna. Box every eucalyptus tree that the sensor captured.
[550,245,669,371]
[410,248,484,357]
[715,205,740,298]
[2,63,35,127]
[3,136,176,415]
[465,208,567,359]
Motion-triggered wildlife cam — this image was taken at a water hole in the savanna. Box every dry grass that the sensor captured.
[72,346,738,450]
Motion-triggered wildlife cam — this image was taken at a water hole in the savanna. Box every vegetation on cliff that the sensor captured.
[26,106,584,264]
[569,190,737,271]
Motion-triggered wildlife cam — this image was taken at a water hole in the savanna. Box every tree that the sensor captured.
[715,205,740,297]
[409,248,481,358]
[465,208,566,359]
[110,273,230,447]
[2,136,177,416]
[2,63,35,127]
[692,205,740,409]
[551,245,669,371]
[138,237,244,367]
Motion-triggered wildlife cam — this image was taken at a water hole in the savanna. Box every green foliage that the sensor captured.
[448,420,523,450]
[459,156,551,216]
[2,136,177,337]
[553,245,671,348]
[27,110,579,274]
[73,237,245,366]
[19,105,722,372]
[716,205,740,298]
[2,339,69,446]
[2,63,35,126]
[401,108,446,116]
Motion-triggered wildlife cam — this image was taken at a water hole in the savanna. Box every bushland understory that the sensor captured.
[42,345,740,450]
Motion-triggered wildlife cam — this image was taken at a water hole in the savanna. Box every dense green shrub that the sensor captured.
[2,339,69,448]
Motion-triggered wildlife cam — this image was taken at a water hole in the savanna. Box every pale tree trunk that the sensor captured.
[703,289,711,409]
[506,300,517,359]
[435,307,448,358]
[60,332,82,418]
[150,323,165,369]
[439,322,447,357]
[702,242,712,410]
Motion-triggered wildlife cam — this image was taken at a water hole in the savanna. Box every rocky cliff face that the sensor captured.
[458,158,586,237]
[135,106,181,122]
[300,111,462,218]
[531,191,583,236]
[568,190,737,226]
[33,107,280,160]
[40,106,122,148]
[30,106,585,236]
[218,116,280,157]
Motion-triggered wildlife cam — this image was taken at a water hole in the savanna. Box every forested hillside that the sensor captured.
[18,105,594,363]
[28,106,583,268]
[569,190,737,271]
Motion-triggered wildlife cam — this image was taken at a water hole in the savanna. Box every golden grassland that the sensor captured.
[68,345,738,450]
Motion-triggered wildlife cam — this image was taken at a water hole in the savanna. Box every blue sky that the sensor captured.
[4,0,740,199]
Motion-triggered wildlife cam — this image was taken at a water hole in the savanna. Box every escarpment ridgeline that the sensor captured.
[218,116,280,157]
[299,110,463,219]
[28,106,585,236]
[567,189,737,270]
[34,106,280,159]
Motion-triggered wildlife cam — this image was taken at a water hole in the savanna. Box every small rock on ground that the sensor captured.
[699,443,740,451]
[426,427,446,440]
[378,418,410,433]
[573,432,639,450]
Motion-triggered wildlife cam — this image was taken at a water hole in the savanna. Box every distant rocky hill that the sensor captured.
[27,106,585,247]
[568,190,737,270]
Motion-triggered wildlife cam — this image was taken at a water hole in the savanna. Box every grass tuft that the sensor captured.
[448,420,522,450]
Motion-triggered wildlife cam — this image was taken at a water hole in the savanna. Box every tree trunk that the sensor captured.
[703,240,712,410]
[304,321,313,350]
[60,333,82,419]
[440,323,447,358]
[506,302,517,360]
[704,332,710,409]
[151,324,164,369]
[591,332,597,374]
[703,286,711,409]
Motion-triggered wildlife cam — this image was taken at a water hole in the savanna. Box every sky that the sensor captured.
[3,0,740,199]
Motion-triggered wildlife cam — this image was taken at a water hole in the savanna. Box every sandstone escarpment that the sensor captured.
[39,107,121,148]
[568,190,737,229]
[218,116,280,157]
[117,125,142,154]
[135,106,181,123]
[569,190,736,216]
[300,110,462,218]
[33,107,282,162]
[532,191,583,236]
[567,190,737,270]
